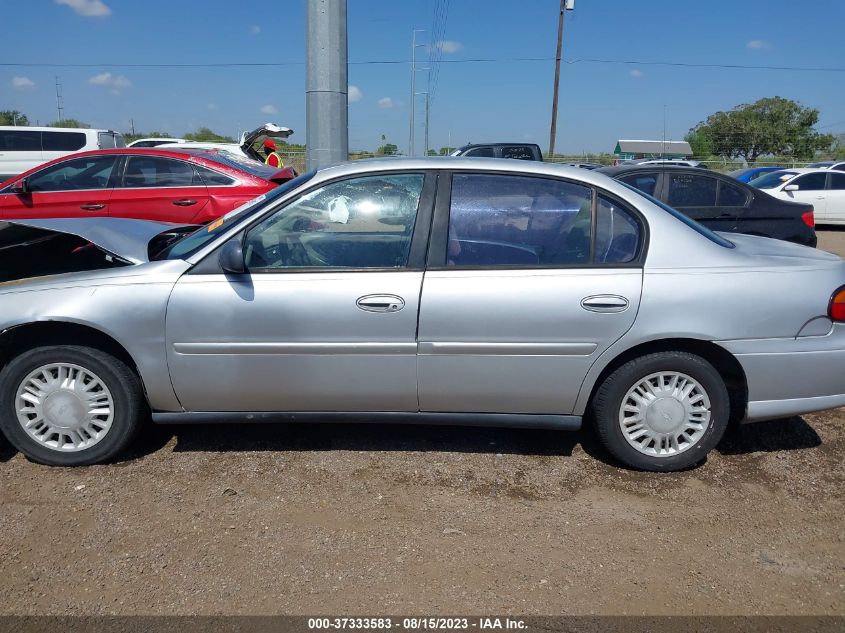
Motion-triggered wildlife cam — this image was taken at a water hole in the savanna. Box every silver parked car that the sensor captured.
[0,158,844,471]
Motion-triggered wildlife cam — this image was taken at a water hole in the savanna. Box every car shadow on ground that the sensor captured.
[0,415,823,466]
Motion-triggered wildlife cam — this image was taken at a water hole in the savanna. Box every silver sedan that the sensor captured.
[0,158,843,471]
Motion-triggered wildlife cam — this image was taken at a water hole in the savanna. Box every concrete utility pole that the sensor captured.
[408,29,426,157]
[548,0,574,159]
[306,0,348,170]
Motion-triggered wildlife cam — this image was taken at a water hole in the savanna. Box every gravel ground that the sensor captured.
[0,229,843,616]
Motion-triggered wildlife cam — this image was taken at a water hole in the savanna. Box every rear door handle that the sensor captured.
[80,203,105,210]
[581,295,629,313]
[173,199,197,206]
[356,294,405,313]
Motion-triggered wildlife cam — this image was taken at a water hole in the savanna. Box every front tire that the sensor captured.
[0,346,144,466]
[592,351,730,471]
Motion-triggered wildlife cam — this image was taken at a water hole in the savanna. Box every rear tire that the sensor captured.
[592,351,729,471]
[0,345,144,466]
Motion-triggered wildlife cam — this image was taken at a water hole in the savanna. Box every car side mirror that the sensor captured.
[783,184,799,192]
[10,178,28,194]
[219,239,245,274]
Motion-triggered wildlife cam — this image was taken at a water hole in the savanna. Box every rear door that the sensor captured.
[826,172,845,224]
[109,155,211,222]
[0,155,117,219]
[417,171,644,415]
[663,171,737,232]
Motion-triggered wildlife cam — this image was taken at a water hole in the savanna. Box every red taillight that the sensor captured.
[830,286,845,322]
[802,210,815,228]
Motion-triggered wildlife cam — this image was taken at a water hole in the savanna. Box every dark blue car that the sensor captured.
[728,166,783,183]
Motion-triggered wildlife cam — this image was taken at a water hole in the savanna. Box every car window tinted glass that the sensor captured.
[749,171,798,189]
[97,132,116,149]
[27,156,117,192]
[194,164,236,186]
[594,196,641,264]
[447,174,593,267]
[123,156,202,188]
[501,146,535,160]
[667,173,717,206]
[829,173,845,190]
[833,164,845,172]
[0,130,41,151]
[464,147,495,158]
[718,181,748,206]
[618,172,658,196]
[793,173,826,191]
[42,131,87,152]
[244,174,423,269]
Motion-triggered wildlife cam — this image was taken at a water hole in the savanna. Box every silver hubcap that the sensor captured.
[619,371,711,457]
[16,363,114,452]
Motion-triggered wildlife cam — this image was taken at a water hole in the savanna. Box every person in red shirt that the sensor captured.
[262,139,285,168]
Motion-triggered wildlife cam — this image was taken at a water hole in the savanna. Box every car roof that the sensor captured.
[596,164,706,176]
[458,142,541,148]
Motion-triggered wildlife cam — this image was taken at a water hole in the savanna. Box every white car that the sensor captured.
[157,123,293,164]
[127,137,188,148]
[808,161,845,172]
[0,126,125,181]
[750,168,845,225]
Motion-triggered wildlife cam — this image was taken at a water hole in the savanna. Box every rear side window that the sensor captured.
[829,173,845,190]
[618,172,658,196]
[463,147,495,158]
[717,180,748,206]
[792,173,826,191]
[447,174,594,266]
[194,164,236,186]
[122,156,203,187]
[667,173,717,207]
[501,146,536,160]
[42,131,87,152]
[0,130,41,151]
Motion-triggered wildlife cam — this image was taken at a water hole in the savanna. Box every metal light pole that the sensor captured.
[408,29,427,156]
[306,0,348,170]
[548,0,574,159]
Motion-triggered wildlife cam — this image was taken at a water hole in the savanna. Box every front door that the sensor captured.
[0,155,117,219]
[165,171,434,412]
[417,172,644,414]
[781,172,828,221]
[110,155,211,222]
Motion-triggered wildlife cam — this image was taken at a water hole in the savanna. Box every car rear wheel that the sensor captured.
[0,346,144,466]
[592,351,730,471]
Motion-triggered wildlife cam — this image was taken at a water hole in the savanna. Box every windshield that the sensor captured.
[619,182,734,248]
[748,170,798,189]
[158,170,316,261]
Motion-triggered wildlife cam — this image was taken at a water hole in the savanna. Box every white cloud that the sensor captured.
[88,72,131,89]
[435,40,462,54]
[56,0,111,17]
[348,85,363,103]
[250,25,261,35]
[629,69,644,78]
[12,76,35,91]
[260,104,278,115]
[377,97,395,109]
[747,39,772,49]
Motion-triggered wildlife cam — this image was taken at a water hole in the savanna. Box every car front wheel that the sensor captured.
[592,351,730,471]
[0,345,144,466]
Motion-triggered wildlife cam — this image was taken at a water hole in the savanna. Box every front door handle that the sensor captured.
[581,295,629,313]
[173,199,198,206]
[80,203,105,210]
[356,294,405,313]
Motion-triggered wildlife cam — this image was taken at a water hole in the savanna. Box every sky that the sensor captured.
[2,0,845,154]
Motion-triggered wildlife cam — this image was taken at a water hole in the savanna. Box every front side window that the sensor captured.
[667,173,717,207]
[27,156,117,192]
[447,174,594,267]
[122,156,202,188]
[42,131,87,152]
[244,174,424,270]
[792,173,826,191]
[618,172,659,196]
[829,173,845,190]
[832,164,845,172]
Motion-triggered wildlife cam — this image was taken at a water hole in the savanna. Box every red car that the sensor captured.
[0,148,297,224]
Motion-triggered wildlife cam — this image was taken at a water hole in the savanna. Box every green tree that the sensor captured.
[0,110,29,126]
[123,130,173,144]
[376,143,398,156]
[689,97,833,164]
[49,119,90,128]
[438,146,456,155]
[684,129,712,158]
[183,127,235,142]
[831,133,845,160]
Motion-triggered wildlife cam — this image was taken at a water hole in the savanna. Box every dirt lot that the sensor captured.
[0,229,843,616]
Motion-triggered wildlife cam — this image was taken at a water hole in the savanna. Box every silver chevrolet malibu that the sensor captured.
[0,158,843,471]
